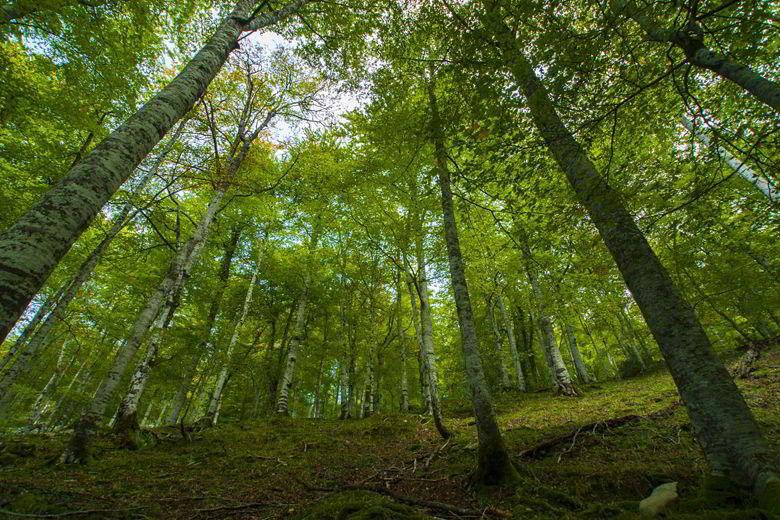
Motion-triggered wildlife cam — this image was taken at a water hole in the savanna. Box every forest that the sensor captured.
[0,0,778,518]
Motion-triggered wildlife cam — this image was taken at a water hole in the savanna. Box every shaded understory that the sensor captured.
[1,353,778,519]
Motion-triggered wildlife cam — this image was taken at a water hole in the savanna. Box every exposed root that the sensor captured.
[518,403,680,459]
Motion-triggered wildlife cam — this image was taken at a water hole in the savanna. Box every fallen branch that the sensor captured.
[518,403,680,459]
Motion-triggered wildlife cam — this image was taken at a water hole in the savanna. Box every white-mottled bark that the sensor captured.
[495,296,526,391]
[61,185,225,462]
[565,325,591,384]
[519,233,577,396]
[0,0,310,345]
[0,119,188,403]
[414,256,449,438]
[405,276,432,414]
[682,117,778,202]
[203,242,262,425]
[488,298,511,389]
[276,228,319,415]
[428,77,514,483]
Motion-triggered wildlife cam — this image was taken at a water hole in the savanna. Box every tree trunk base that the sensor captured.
[555,382,580,397]
[471,442,521,488]
[59,416,97,464]
[112,411,146,450]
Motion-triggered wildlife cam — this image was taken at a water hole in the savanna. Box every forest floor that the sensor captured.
[1,352,778,519]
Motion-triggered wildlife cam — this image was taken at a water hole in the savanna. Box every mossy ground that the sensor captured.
[1,352,778,519]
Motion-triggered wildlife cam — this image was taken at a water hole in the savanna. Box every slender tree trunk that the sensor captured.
[203,241,262,426]
[496,296,526,391]
[27,342,73,428]
[112,309,174,443]
[168,226,241,425]
[518,231,577,395]
[397,282,409,412]
[414,251,450,439]
[362,349,375,418]
[428,76,515,485]
[681,117,777,202]
[565,325,591,384]
[406,276,432,414]
[488,298,511,389]
[483,4,778,500]
[609,0,780,114]
[0,0,309,345]
[0,119,189,405]
[60,186,226,463]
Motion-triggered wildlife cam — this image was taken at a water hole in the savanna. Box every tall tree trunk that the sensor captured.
[428,76,515,486]
[565,325,591,384]
[609,0,780,114]
[495,296,526,391]
[488,297,511,389]
[276,228,319,415]
[168,226,242,425]
[406,275,432,414]
[518,230,577,395]
[414,251,450,438]
[0,119,189,404]
[27,342,74,428]
[397,281,409,412]
[482,4,778,501]
[60,186,226,463]
[0,0,309,345]
[112,302,177,443]
[362,349,375,418]
[202,240,262,426]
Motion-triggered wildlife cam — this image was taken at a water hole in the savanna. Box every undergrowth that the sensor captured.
[0,352,777,519]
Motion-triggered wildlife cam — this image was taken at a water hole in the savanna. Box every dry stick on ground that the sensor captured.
[517,403,681,459]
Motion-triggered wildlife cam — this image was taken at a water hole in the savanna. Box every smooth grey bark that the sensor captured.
[60,183,226,463]
[518,230,577,395]
[406,276,432,414]
[169,226,241,424]
[203,242,262,425]
[565,325,592,384]
[681,117,778,202]
[397,281,409,412]
[0,119,188,404]
[495,296,526,391]
[412,254,449,438]
[488,298,511,389]
[609,0,780,114]
[27,341,73,428]
[428,77,515,485]
[113,297,179,440]
[0,0,309,344]
[276,227,319,415]
[482,2,778,500]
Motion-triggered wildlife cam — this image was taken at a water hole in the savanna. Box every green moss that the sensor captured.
[295,491,434,520]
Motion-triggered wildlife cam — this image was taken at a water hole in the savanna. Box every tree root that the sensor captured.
[517,402,680,459]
